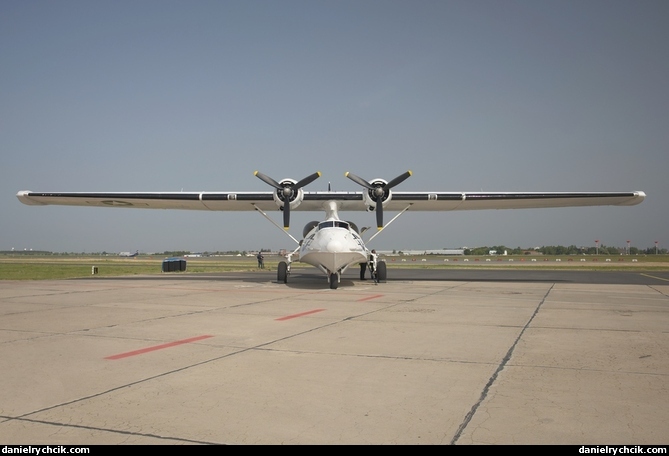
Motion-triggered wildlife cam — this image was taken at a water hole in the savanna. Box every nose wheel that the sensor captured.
[329,273,339,289]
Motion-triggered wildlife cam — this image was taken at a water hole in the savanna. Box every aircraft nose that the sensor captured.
[326,240,343,253]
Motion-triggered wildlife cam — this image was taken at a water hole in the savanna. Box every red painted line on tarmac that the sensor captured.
[105,335,214,360]
[275,309,326,321]
[357,294,384,302]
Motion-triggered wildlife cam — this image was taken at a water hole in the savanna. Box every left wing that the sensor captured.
[16,190,645,211]
[16,191,280,211]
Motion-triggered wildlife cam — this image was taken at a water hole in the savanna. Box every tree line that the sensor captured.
[463,245,667,256]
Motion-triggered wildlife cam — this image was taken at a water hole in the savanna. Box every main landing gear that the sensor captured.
[277,261,288,284]
[375,261,387,283]
[367,260,387,284]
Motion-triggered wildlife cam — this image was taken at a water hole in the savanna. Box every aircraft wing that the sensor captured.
[384,191,646,211]
[16,190,645,211]
[16,191,281,211]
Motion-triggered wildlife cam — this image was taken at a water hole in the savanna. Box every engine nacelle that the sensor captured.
[272,178,305,210]
[361,178,393,210]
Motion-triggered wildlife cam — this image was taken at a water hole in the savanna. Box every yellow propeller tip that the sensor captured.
[408,170,413,176]
[253,171,259,176]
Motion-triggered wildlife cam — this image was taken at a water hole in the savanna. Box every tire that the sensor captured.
[376,261,387,282]
[329,273,339,289]
[277,261,288,283]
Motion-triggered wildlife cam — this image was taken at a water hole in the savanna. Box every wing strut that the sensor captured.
[366,204,413,244]
[252,204,301,245]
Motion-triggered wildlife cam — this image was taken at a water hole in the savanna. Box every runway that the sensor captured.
[1,269,668,444]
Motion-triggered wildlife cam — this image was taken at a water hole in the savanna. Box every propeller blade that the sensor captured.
[294,171,321,190]
[283,199,290,230]
[376,201,383,230]
[254,171,282,189]
[344,172,374,189]
[385,170,412,189]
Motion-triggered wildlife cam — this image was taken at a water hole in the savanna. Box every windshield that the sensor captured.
[318,221,349,230]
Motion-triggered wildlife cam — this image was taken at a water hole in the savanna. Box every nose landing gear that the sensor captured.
[329,272,339,289]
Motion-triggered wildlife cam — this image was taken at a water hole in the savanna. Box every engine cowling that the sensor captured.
[345,170,411,230]
[272,179,305,210]
[255,171,320,230]
[361,178,393,210]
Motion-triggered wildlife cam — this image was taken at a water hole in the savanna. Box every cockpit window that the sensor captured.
[318,221,349,230]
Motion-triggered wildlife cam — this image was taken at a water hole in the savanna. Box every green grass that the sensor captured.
[0,256,287,280]
[384,254,669,270]
[1,254,668,280]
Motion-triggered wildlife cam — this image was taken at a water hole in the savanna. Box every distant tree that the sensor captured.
[604,245,621,255]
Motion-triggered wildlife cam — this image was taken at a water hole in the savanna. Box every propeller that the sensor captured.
[254,171,321,229]
[345,170,412,229]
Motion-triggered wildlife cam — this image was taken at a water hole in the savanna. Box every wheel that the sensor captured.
[329,273,339,289]
[376,261,387,282]
[277,261,288,283]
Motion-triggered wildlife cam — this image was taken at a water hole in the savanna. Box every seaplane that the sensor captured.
[17,171,645,289]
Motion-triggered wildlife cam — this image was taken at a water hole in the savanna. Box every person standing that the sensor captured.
[368,249,377,279]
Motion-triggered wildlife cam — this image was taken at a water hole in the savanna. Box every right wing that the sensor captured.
[383,191,646,211]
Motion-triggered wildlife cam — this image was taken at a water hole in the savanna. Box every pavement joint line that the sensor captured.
[647,285,669,298]
[253,347,500,365]
[500,363,669,377]
[10,345,258,422]
[0,415,222,445]
[450,283,555,445]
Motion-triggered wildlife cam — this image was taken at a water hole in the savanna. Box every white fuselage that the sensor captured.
[299,220,367,274]
[296,200,368,275]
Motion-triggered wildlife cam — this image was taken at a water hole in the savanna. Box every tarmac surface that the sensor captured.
[1,268,668,444]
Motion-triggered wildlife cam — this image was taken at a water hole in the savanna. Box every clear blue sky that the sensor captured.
[2,0,667,253]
